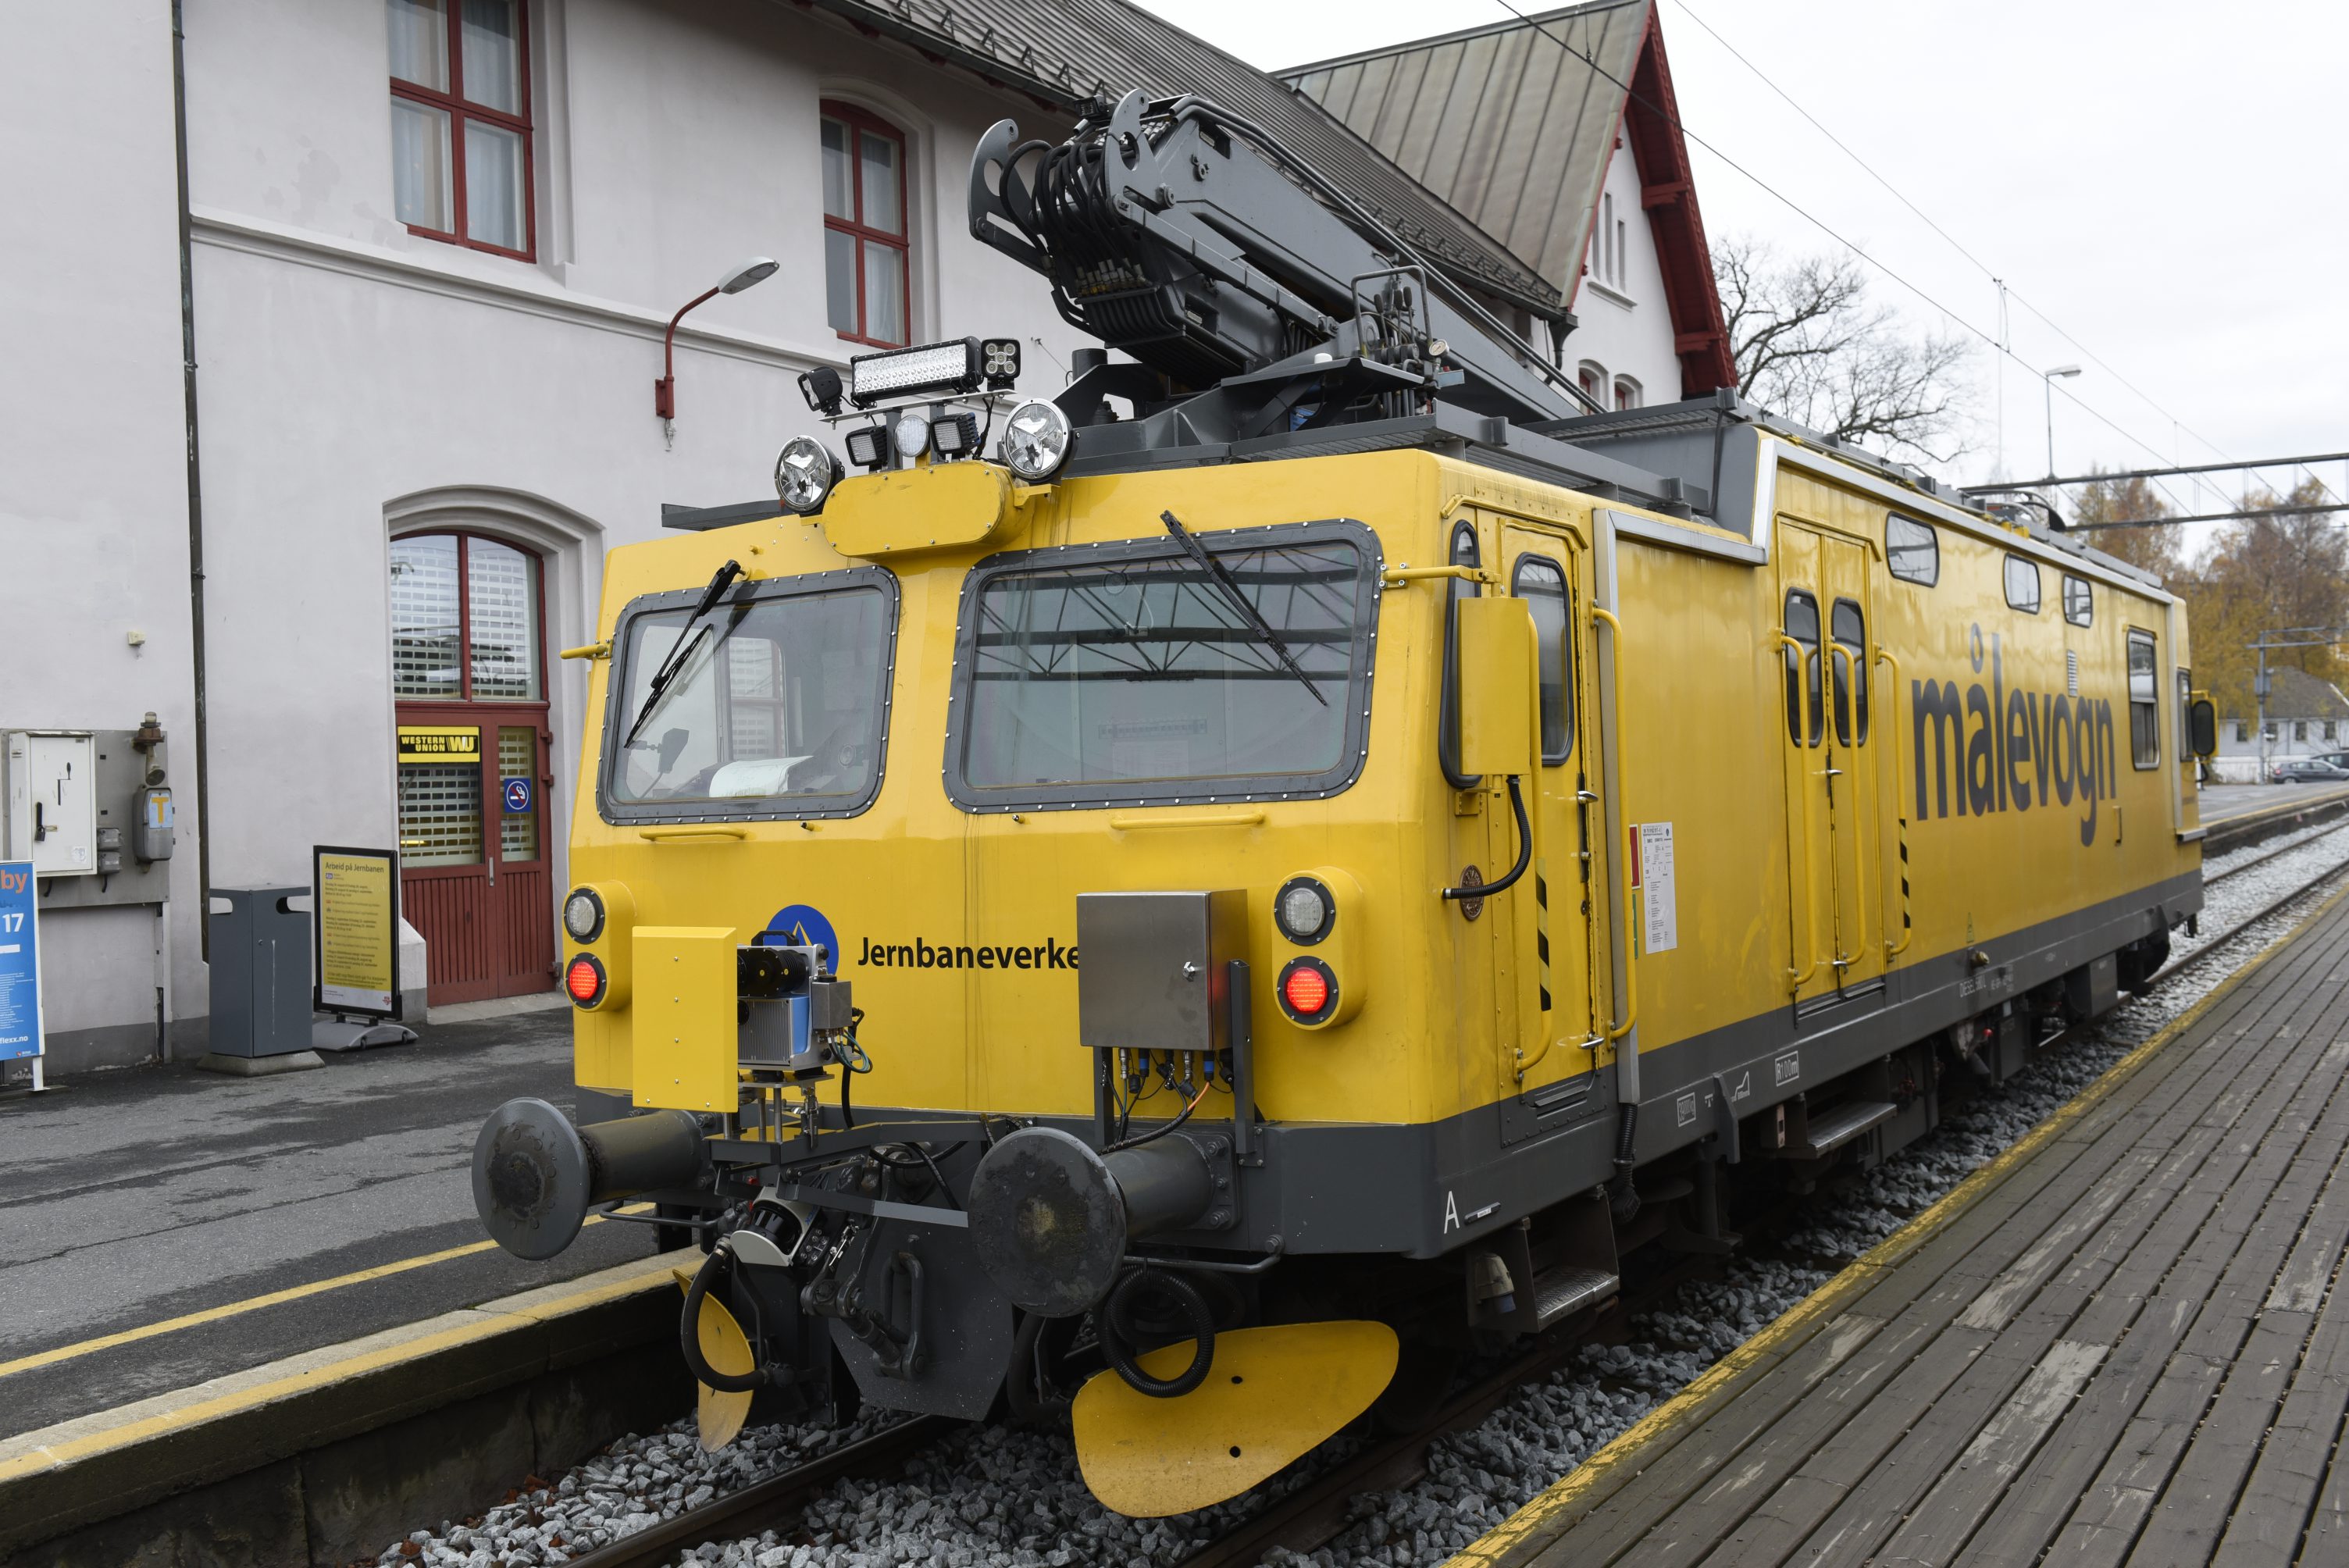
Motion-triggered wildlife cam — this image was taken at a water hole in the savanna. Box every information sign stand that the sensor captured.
[312,845,417,1053]
[0,860,45,1093]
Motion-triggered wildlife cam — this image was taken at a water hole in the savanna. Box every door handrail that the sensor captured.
[1592,605,1638,1043]
[1877,647,1915,958]
[1773,631,1827,992]
[1824,641,1862,973]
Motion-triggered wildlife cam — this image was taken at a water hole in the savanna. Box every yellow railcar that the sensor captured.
[470,92,2215,1515]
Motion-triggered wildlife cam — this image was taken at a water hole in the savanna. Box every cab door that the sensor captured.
[1498,522,1603,1135]
[1777,519,1887,1005]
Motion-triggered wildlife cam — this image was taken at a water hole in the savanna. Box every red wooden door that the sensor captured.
[390,533,558,1005]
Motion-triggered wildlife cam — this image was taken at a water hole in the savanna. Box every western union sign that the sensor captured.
[397,725,480,764]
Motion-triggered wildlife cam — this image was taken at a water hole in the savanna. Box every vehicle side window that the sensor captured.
[2062,574,2092,626]
[1438,521,1482,787]
[1830,598,1868,745]
[2004,554,2041,614]
[2176,668,2191,761]
[1784,590,1823,747]
[1513,554,1574,764]
[1885,513,1938,586]
[2127,629,2159,768]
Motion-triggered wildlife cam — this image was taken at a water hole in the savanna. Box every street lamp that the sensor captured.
[655,256,780,427]
[2042,364,2081,478]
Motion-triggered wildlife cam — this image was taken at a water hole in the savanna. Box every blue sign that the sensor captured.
[501,776,533,814]
[0,861,41,1060]
[756,903,843,968]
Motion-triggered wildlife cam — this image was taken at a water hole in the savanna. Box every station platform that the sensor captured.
[2201,779,2349,824]
[1457,882,2349,1568]
[0,994,649,1442]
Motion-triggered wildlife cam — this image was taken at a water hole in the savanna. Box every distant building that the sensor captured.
[2208,667,2349,782]
[1283,0,1737,412]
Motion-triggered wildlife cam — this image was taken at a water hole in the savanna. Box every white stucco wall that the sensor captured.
[0,5,210,1057]
[1559,138,1683,412]
[5,0,1098,1069]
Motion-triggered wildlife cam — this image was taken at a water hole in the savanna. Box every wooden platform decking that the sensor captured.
[1457,883,2349,1568]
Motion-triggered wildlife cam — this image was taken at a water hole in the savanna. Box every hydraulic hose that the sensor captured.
[679,1245,769,1394]
[1098,1267,1216,1399]
[1443,775,1533,902]
[1608,1103,1641,1225]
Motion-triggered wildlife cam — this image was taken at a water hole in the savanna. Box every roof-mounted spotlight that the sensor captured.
[799,366,846,417]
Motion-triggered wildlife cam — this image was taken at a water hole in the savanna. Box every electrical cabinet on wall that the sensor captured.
[4,731,98,878]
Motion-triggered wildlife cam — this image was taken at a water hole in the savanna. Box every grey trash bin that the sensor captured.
[207,886,315,1063]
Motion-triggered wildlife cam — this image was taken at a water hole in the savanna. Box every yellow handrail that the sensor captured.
[1877,647,1915,958]
[561,641,611,661]
[639,825,749,843]
[1107,809,1267,832]
[1592,604,1638,1043]
[1773,631,1827,992]
[1381,565,1495,588]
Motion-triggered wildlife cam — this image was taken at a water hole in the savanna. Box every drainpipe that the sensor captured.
[172,0,212,957]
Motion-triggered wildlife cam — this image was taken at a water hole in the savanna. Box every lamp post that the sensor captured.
[2042,364,2081,478]
[655,256,780,433]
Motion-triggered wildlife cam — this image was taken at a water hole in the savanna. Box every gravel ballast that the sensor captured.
[382,839,2349,1568]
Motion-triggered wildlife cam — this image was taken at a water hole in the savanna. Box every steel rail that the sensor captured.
[2204,821,2349,889]
[2163,855,2349,983]
[558,1415,956,1568]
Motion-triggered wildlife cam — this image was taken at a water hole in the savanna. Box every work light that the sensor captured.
[849,338,986,407]
[892,409,932,462]
[775,436,840,514]
[844,424,891,470]
[1000,398,1073,480]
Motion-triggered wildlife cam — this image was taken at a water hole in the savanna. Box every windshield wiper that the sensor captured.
[623,558,743,747]
[1158,511,1327,707]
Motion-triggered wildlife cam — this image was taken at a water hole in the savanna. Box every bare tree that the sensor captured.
[1715,234,1970,465]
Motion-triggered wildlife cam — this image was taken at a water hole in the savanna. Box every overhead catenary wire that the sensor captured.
[1658,0,2342,511]
[1486,0,2268,515]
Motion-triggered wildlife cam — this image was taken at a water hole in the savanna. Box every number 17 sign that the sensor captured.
[0,861,45,1082]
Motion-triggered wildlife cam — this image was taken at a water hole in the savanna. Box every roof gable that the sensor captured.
[1282,0,1734,397]
[798,0,1561,315]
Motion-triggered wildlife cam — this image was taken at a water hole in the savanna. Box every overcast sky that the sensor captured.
[1134,0,2349,541]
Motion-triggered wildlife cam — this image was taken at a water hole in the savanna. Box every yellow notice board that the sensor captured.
[315,846,400,1017]
[397,725,480,764]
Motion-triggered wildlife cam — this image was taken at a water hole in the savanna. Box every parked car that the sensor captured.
[2271,757,2349,782]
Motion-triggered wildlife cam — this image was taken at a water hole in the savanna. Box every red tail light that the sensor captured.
[1278,957,1337,1024]
[565,953,607,1007]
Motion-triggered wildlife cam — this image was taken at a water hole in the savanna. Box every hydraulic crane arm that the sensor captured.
[969,90,1595,430]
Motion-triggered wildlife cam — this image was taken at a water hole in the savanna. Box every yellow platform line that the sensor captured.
[1445,880,2349,1568]
[0,1205,648,1384]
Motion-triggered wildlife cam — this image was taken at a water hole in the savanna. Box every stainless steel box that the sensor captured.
[1075,889,1246,1053]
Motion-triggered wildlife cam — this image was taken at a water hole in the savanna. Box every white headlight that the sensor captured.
[1000,398,1073,480]
[1276,878,1333,943]
[892,410,932,461]
[562,888,604,943]
[774,437,840,514]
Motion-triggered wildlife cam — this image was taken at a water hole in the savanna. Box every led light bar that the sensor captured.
[849,338,984,407]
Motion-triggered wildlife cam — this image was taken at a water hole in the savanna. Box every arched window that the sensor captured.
[1577,360,1606,410]
[822,102,910,347]
[1613,376,1641,412]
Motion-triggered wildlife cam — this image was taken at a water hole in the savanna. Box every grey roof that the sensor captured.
[1281,0,1649,301]
[797,0,1561,315]
[2236,666,2349,722]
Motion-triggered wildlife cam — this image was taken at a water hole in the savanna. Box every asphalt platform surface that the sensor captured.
[2199,779,2349,821]
[0,1003,654,1440]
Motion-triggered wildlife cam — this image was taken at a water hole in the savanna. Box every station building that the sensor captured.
[1,0,1727,1078]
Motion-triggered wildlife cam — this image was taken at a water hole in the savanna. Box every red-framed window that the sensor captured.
[822,101,910,347]
[388,0,535,260]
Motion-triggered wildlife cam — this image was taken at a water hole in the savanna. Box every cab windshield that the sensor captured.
[603,576,893,818]
[946,522,1377,809]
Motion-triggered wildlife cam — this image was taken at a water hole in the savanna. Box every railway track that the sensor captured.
[2203,819,2349,887]
[2167,846,2349,982]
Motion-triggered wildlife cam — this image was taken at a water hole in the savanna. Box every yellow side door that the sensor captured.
[1499,523,1603,1121]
